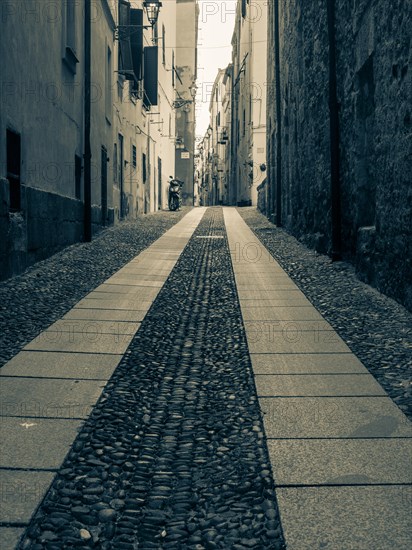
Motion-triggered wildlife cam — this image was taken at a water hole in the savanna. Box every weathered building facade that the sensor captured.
[208,67,232,205]
[196,63,232,207]
[199,0,268,207]
[174,0,199,206]
[0,0,196,280]
[265,0,412,309]
[1,0,109,277]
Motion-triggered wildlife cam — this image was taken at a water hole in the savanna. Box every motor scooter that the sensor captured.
[168,177,184,211]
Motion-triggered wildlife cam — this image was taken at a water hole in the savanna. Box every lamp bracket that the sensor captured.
[173,99,193,109]
[114,25,151,41]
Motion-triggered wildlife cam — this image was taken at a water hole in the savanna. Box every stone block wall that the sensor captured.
[267,0,412,310]
[25,186,84,264]
[336,0,412,307]
[0,179,111,281]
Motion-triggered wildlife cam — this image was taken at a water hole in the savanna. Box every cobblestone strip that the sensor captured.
[238,208,412,420]
[18,207,286,550]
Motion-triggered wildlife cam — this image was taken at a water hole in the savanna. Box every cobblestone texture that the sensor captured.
[239,207,412,420]
[18,208,285,550]
[0,209,189,368]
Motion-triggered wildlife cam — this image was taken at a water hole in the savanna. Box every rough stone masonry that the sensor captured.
[265,0,411,310]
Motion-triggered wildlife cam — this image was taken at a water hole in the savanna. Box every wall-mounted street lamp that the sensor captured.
[143,1,162,27]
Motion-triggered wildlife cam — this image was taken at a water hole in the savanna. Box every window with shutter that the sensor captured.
[143,46,159,108]
[130,8,143,81]
[118,0,134,80]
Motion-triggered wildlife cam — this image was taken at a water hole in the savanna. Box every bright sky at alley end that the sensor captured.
[195,0,237,141]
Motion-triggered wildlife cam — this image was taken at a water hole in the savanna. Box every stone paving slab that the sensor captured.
[236,284,300,293]
[260,397,412,438]
[276,486,412,550]
[93,283,166,293]
[244,319,334,333]
[239,285,305,293]
[234,273,298,289]
[241,306,324,321]
[134,251,182,259]
[247,330,351,354]
[102,269,169,277]
[255,374,386,396]
[251,353,366,374]
[0,377,104,418]
[107,275,170,283]
[238,289,310,300]
[45,319,141,335]
[124,257,178,265]
[63,308,147,322]
[102,276,174,286]
[233,270,289,278]
[239,297,314,307]
[103,276,165,287]
[121,256,178,265]
[112,260,173,269]
[0,417,82,469]
[0,529,25,550]
[0,351,121,380]
[99,277,167,293]
[73,300,154,311]
[149,239,190,245]
[85,291,160,302]
[121,261,176,270]
[267,438,412,485]
[234,273,295,281]
[100,280,164,288]
[24,331,133,355]
[232,266,286,272]
[134,258,179,264]
[75,298,157,310]
[0,470,55,523]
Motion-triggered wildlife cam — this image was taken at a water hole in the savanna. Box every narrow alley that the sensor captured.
[1,207,411,550]
[1,1,411,548]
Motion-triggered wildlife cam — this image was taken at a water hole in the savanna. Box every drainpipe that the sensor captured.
[274,0,282,226]
[326,0,342,260]
[84,0,92,242]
